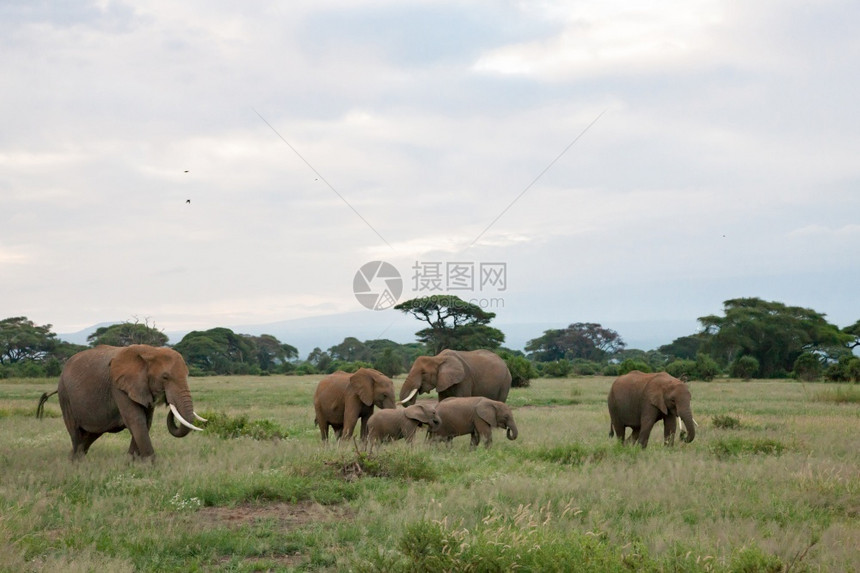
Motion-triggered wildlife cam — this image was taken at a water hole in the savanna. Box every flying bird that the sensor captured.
[184,170,189,173]
[186,199,191,204]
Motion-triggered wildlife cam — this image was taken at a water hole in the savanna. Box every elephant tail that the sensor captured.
[608,423,614,438]
[36,390,58,419]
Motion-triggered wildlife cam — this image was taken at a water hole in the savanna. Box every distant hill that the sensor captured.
[59,312,697,358]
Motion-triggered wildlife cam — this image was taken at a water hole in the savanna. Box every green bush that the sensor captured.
[730,355,760,380]
[200,411,287,440]
[328,360,374,374]
[695,353,720,381]
[712,414,741,429]
[618,359,651,375]
[602,363,620,377]
[665,359,696,380]
[793,352,823,382]
[539,359,573,378]
[710,437,785,459]
[499,352,536,388]
[571,359,600,375]
[824,354,860,382]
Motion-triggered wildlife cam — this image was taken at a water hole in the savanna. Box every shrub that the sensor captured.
[499,352,536,388]
[329,360,374,374]
[665,359,696,380]
[539,359,573,378]
[618,359,651,375]
[730,355,760,380]
[571,359,600,375]
[200,411,287,440]
[602,363,620,377]
[710,437,785,459]
[712,414,741,429]
[694,353,720,381]
[793,352,823,382]
[824,354,860,382]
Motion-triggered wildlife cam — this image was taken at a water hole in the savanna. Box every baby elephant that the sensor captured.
[366,403,441,453]
[429,397,518,449]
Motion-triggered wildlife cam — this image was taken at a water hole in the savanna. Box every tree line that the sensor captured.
[2,296,859,382]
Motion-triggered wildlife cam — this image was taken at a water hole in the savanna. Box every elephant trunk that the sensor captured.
[679,410,695,443]
[166,387,199,437]
[505,421,518,441]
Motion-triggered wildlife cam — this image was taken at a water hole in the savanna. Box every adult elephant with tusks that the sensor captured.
[608,370,696,449]
[398,349,512,406]
[36,345,206,460]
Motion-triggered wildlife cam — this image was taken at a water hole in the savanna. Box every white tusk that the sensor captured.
[193,412,208,423]
[169,403,204,431]
[398,387,419,405]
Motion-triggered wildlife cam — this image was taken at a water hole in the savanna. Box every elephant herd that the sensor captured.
[312,349,518,451]
[35,345,696,460]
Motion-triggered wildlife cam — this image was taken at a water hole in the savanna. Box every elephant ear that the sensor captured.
[649,388,669,416]
[475,399,498,427]
[404,405,431,424]
[436,355,466,393]
[349,369,375,406]
[110,346,154,407]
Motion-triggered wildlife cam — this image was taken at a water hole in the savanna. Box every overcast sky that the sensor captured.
[2,0,858,347]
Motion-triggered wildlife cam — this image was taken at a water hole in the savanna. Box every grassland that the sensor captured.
[1,375,857,572]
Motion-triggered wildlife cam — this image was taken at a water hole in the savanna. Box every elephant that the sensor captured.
[428,396,518,449]
[398,349,512,406]
[313,368,396,442]
[366,403,441,453]
[607,370,696,449]
[36,345,205,459]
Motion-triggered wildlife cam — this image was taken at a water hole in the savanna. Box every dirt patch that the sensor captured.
[198,500,352,529]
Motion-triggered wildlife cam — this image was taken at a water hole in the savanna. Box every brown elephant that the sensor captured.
[366,403,441,453]
[607,370,696,449]
[313,368,396,442]
[36,345,205,459]
[428,396,518,449]
[398,349,512,406]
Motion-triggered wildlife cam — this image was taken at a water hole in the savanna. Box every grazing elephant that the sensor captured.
[428,396,518,449]
[366,403,441,452]
[398,349,512,406]
[36,345,205,460]
[313,368,396,442]
[607,370,696,449]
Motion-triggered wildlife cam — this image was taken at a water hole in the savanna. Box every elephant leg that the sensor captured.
[663,416,677,446]
[319,423,330,442]
[474,419,493,449]
[358,415,370,442]
[70,430,101,459]
[637,417,657,449]
[470,431,480,449]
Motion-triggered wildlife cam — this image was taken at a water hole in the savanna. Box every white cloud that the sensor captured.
[474,0,725,78]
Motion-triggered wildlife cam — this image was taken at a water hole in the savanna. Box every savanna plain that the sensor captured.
[1,376,858,572]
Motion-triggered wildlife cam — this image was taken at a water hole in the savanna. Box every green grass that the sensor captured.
[1,376,857,571]
[811,384,860,403]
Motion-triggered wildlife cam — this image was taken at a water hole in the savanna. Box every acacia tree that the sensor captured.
[699,298,850,378]
[0,316,58,364]
[87,318,168,347]
[243,334,298,372]
[843,320,860,350]
[394,295,504,354]
[174,327,258,374]
[526,323,625,362]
